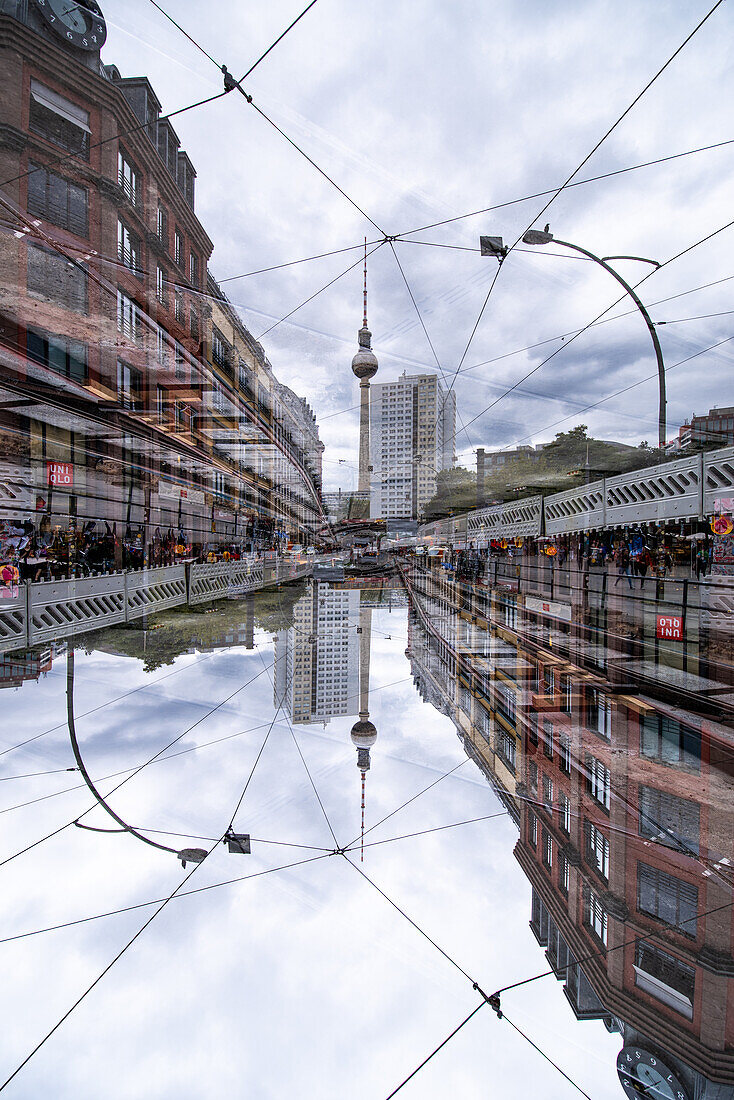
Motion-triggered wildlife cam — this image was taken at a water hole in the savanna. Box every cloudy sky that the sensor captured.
[0,599,621,1099]
[92,0,734,489]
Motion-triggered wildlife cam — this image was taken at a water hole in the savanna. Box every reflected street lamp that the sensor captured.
[66,648,249,867]
[480,229,667,450]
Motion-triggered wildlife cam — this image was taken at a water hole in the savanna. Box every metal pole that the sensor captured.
[551,239,667,451]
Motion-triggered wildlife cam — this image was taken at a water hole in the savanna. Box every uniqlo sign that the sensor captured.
[657,614,683,640]
[47,462,73,487]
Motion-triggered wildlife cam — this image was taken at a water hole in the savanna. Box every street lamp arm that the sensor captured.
[67,648,179,857]
[551,238,666,450]
[601,254,660,268]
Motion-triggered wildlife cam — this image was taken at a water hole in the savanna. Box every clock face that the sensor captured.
[33,0,107,50]
[617,1046,690,1100]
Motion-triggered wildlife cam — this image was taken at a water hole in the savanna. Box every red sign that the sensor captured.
[47,462,73,488]
[657,614,683,640]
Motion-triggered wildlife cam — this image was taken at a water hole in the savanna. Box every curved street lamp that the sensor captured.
[67,647,249,867]
[481,230,667,450]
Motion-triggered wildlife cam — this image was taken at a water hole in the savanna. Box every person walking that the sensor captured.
[614,541,633,589]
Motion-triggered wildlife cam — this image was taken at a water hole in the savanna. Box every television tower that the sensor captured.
[350,600,377,861]
[351,241,378,494]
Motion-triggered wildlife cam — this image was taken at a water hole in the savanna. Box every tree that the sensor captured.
[422,467,477,521]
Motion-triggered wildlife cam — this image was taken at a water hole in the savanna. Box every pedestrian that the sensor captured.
[695,545,708,580]
[614,542,633,589]
[637,547,652,588]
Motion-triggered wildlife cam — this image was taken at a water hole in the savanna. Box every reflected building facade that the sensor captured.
[404,554,734,1098]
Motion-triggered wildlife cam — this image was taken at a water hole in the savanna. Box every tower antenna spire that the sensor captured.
[363,237,368,328]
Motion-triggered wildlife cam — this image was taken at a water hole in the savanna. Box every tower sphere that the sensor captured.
[351,719,377,748]
[352,345,378,379]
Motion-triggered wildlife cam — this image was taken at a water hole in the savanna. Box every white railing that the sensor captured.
[0,557,307,653]
[421,444,734,542]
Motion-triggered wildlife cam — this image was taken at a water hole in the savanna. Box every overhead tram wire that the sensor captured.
[394,136,734,240]
[0,675,417,818]
[455,211,734,436]
[388,240,477,452]
[0,853,333,948]
[257,240,387,340]
[428,0,727,439]
[500,332,734,452]
[0,88,230,190]
[148,0,221,66]
[0,660,276,869]
[0,656,307,1095]
[384,1002,488,1099]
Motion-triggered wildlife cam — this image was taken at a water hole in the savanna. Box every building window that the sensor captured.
[542,827,553,870]
[559,792,571,834]
[174,400,187,431]
[558,733,571,776]
[637,863,698,937]
[189,251,200,286]
[27,245,87,313]
[155,325,170,365]
[174,229,183,267]
[560,675,573,714]
[157,206,168,246]
[156,385,168,422]
[559,852,569,895]
[496,728,516,772]
[542,773,554,815]
[212,326,228,367]
[27,162,88,236]
[583,884,608,946]
[174,342,187,381]
[118,148,141,206]
[544,666,555,697]
[29,80,90,159]
[528,759,538,793]
[156,266,167,306]
[587,754,611,810]
[641,714,701,771]
[118,219,142,276]
[638,785,700,856]
[528,810,537,847]
[585,821,610,881]
[27,328,87,383]
[496,683,516,724]
[117,361,142,410]
[190,308,199,341]
[634,941,694,1019]
[542,719,554,759]
[117,290,140,341]
[587,688,611,740]
[174,290,184,324]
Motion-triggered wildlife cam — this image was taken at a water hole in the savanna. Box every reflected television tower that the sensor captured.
[350,599,377,860]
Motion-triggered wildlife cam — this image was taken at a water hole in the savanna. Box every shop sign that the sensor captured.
[525,596,572,622]
[157,481,205,506]
[657,614,683,640]
[214,507,235,522]
[47,461,73,487]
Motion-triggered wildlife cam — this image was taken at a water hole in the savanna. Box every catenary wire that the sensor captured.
[0,89,230,190]
[427,0,726,442]
[341,853,476,984]
[0,853,333,947]
[0,660,275,867]
[384,1002,488,1099]
[344,809,511,854]
[237,0,322,84]
[148,0,221,66]
[501,1014,592,1100]
[455,213,734,436]
[257,240,387,340]
[396,136,734,240]
[388,240,476,453]
[0,644,303,1092]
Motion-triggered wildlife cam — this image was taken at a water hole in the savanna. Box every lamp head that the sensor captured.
[523,229,554,245]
